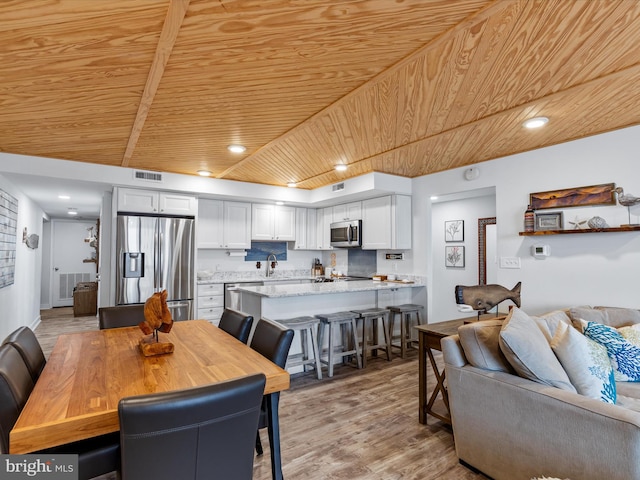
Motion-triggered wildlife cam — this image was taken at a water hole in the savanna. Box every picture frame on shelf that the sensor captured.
[445,220,464,242]
[535,211,563,231]
[445,246,465,268]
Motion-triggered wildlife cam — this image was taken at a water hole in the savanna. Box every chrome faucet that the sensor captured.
[266,253,278,277]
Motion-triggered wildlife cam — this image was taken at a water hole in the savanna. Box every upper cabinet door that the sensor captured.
[251,204,276,240]
[224,202,251,249]
[158,192,198,215]
[197,199,224,248]
[273,205,295,241]
[117,188,159,214]
[332,201,362,222]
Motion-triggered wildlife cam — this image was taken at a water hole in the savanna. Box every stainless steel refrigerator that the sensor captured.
[115,214,195,321]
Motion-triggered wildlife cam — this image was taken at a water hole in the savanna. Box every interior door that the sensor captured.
[51,220,96,307]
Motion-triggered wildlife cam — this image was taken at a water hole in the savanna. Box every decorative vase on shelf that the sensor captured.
[524,205,535,232]
[587,216,608,229]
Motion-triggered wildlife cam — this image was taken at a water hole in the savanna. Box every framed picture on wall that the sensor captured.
[445,246,465,268]
[445,220,464,242]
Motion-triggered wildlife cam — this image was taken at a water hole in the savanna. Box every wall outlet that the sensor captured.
[500,256,521,269]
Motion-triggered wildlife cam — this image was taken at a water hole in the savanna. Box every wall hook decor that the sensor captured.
[22,227,39,249]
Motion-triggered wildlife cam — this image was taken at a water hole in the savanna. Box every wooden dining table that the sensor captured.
[10,320,290,479]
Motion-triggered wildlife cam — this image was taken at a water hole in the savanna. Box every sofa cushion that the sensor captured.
[569,306,640,329]
[618,324,640,347]
[458,320,513,372]
[595,306,640,328]
[550,321,616,403]
[498,307,576,392]
[581,320,640,382]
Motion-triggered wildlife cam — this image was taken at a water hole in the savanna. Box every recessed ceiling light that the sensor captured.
[430,196,438,201]
[287,182,297,188]
[58,195,70,200]
[197,170,211,177]
[523,116,549,129]
[276,201,284,206]
[67,209,78,216]
[335,164,348,172]
[228,144,246,153]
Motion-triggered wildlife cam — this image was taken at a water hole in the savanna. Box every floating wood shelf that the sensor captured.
[82,258,97,263]
[519,225,640,236]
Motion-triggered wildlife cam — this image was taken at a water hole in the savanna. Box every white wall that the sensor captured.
[0,174,44,339]
[413,125,640,321]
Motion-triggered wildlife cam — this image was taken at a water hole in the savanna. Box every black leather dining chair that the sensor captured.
[219,308,254,344]
[118,373,266,480]
[2,326,46,383]
[0,343,120,478]
[99,304,146,329]
[250,319,294,480]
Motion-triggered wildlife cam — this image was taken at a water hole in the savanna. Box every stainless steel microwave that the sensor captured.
[330,220,362,248]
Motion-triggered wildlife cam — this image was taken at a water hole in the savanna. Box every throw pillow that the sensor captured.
[532,310,572,343]
[499,307,576,392]
[458,320,513,372]
[581,320,640,382]
[550,322,616,403]
[618,324,640,347]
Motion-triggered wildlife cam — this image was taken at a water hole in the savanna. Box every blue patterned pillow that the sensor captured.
[581,320,640,382]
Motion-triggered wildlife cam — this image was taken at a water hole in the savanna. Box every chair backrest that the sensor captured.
[218,308,254,344]
[0,343,35,453]
[2,326,46,383]
[118,373,266,480]
[250,319,294,368]
[98,305,145,330]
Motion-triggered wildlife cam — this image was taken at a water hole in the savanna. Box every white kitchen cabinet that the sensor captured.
[315,207,334,250]
[362,195,411,250]
[197,199,251,249]
[294,207,317,250]
[223,201,252,249]
[251,204,295,241]
[197,199,224,248]
[116,187,197,215]
[332,201,362,222]
[197,283,224,325]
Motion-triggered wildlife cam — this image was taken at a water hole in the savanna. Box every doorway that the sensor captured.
[50,219,97,307]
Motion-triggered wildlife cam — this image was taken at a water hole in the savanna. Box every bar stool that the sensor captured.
[276,316,322,380]
[387,304,424,358]
[316,311,362,378]
[351,307,391,367]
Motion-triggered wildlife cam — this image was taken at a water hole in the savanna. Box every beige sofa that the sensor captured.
[442,306,640,480]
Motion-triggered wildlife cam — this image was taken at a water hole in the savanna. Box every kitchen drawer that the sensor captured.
[198,295,224,308]
[198,307,223,324]
[198,283,224,296]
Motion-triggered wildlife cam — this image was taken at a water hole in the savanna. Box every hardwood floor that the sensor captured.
[35,308,487,480]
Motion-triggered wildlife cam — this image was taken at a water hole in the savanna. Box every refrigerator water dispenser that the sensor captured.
[123,252,144,278]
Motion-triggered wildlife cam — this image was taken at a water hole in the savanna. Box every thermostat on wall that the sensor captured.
[532,244,550,258]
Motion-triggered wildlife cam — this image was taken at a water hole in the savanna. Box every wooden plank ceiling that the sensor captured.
[2,0,640,190]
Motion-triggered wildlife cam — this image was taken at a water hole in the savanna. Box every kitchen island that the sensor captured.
[237,279,424,319]
[237,280,426,373]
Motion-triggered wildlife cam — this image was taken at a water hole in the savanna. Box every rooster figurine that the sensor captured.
[138,290,174,356]
[613,187,640,225]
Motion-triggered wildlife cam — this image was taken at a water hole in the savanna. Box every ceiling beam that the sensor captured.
[121,0,191,167]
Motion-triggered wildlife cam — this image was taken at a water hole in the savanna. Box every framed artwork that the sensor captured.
[0,189,18,288]
[529,183,616,210]
[445,220,464,242]
[535,211,563,231]
[445,246,465,268]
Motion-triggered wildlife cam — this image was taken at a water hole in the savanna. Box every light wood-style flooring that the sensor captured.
[36,308,487,480]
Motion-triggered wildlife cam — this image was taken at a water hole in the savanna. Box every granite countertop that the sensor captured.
[197,275,315,285]
[236,279,424,298]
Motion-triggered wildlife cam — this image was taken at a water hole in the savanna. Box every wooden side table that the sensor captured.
[416,314,505,425]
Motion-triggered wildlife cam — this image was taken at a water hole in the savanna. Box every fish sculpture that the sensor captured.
[139,290,173,337]
[455,282,521,312]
